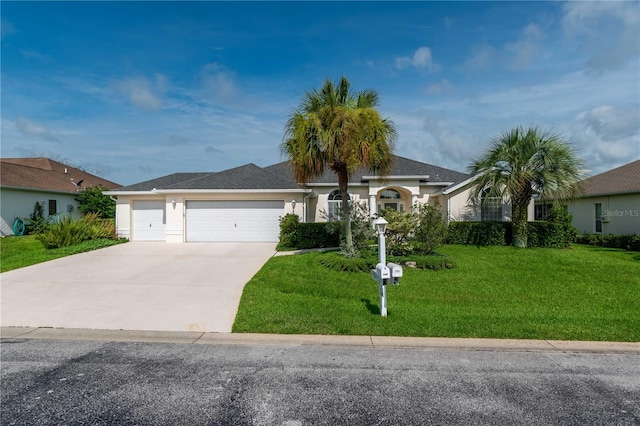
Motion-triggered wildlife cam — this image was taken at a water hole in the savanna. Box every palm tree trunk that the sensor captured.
[512,199,529,248]
[337,168,353,251]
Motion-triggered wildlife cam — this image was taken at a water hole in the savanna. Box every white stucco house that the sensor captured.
[562,160,640,235]
[0,158,121,236]
[106,156,532,243]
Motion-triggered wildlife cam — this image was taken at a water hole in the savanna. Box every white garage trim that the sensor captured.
[132,200,166,241]
[186,200,284,242]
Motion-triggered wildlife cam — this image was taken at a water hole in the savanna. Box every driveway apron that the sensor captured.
[0,242,276,332]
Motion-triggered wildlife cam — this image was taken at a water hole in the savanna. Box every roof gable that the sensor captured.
[1,158,121,192]
[580,160,640,197]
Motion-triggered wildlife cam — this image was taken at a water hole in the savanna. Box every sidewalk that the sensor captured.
[2,327,639,354]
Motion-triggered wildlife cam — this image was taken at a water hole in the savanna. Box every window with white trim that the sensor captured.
[380,189,403,212]
[327,190,350,220]
[480,190,502,221]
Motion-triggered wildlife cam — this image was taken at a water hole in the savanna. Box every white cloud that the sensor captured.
[562,1,640,71]
[504,24,544,70]
[463,44,497,72]
[15,117,60,143]
[465,23,545,72]
[114,74,166,110]
[569,104,640,168]
[200,62,236,104]
[426,79,454,96]
[395,46,434,69]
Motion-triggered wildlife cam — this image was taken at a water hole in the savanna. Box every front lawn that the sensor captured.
[233,244,640,341]
[0,235,126,273]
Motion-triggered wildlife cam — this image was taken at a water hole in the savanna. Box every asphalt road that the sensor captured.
[2,338,639,425]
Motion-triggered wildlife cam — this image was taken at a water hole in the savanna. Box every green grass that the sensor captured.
[0,235,126,273]
[233,245,640,341]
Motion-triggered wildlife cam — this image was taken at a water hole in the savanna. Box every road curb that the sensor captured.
[2,327,639,353]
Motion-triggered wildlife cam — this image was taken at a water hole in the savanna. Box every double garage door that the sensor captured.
[132,200,284,242]
[185,200,284,242]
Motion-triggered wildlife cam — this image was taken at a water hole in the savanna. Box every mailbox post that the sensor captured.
[371,217,403,317]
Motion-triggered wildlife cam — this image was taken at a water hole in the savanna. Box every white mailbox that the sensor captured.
[387,262,403,278]
[375,263,390,279]
[387,262,403,286]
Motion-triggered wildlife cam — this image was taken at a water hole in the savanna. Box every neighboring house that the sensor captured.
[0,158,121,236]
[106,155,533,243]
[560,160,640,235]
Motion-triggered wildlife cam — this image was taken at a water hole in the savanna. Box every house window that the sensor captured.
[327,190,350,220]
[595,203,602,233]
[48,199,58,216]
[480,191,502,221]
[380,189,402,212]
[535,203,553,220]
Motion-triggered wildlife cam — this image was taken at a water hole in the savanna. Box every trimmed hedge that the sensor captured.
[448,220,576,248]
[576,233,640,252]
[447,222,508,246]
[278,214,340,250]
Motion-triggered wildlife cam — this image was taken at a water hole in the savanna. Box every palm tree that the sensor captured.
[468,126,585,248]
[282,76,397,252]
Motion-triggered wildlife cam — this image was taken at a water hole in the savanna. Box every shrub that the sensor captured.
[447,221,508,246]
[408,254,456,270]
[318,251,370,272]
[36,213,117,249]
[277,214,340,250]
[23,202,52,235]
[379,208,415,256]
[323,202,374,258]
[414,203,448,254]
[76,185,115,219]
[575,233,640,251]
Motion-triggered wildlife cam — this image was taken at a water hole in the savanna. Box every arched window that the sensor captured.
[380,189,401,199]
[480,189,502,221]
[327,190,350,220]
[379,188,403,212]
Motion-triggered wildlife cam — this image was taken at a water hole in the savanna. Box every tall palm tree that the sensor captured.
[282,76,397,252]
[468,126,585,248]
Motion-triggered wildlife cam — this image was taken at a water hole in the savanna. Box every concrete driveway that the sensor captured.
[0,242,277,333]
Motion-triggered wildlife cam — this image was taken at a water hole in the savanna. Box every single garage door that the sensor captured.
[186,200,284,242]
[132,200,166,241]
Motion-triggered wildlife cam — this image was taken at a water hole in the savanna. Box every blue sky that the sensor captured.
[2,1,639,186]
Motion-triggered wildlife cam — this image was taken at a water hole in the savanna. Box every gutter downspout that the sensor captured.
[447,196,451,225]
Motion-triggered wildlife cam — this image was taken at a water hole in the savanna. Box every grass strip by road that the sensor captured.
[0,235,126,273]
[233,244,640,341]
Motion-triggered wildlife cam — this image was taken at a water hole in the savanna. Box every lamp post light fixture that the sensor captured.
[291,200,297,214]
[372,217,388,264]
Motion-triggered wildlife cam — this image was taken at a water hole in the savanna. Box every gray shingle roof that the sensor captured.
[115,173,212,191]
[265,155,469,185]
[579,160,640,197]
[114,164,298,191]
[114,155,469,192]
